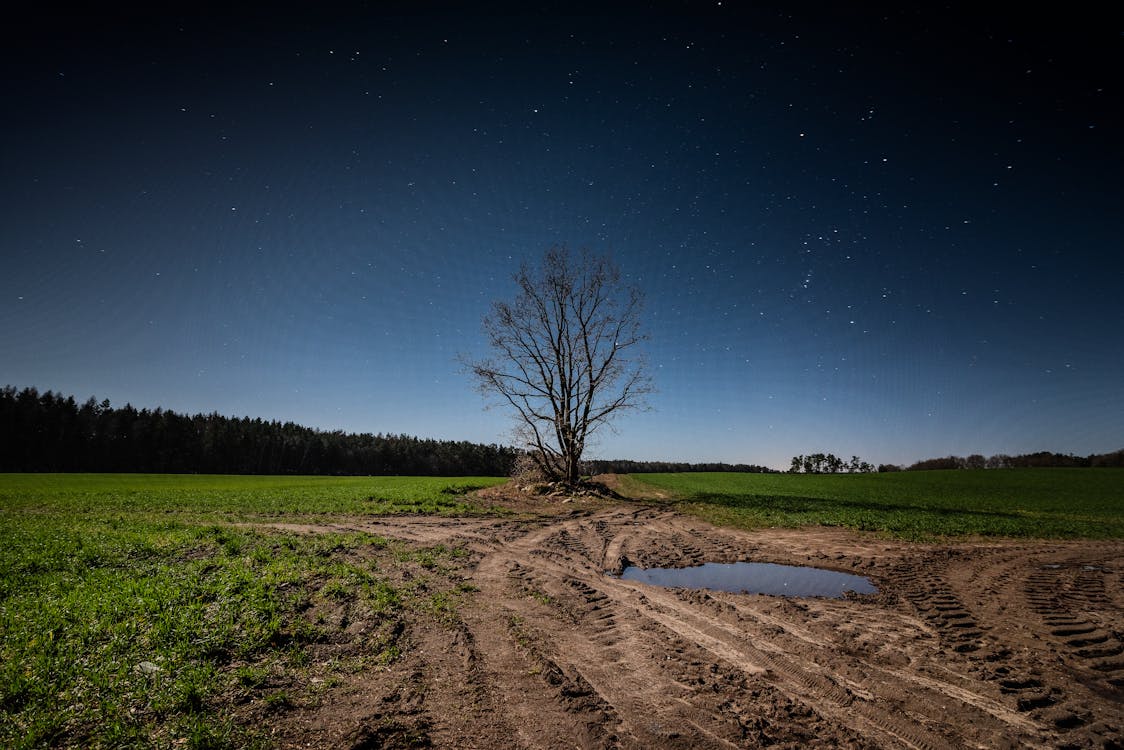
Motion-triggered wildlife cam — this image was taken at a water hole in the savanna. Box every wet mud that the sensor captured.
[263,501,1124,748]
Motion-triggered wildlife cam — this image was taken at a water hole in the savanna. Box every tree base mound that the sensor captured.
[517,479,623,501]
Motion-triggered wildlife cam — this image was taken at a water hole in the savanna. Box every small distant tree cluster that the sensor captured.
[901,449,1124,471]
[788,453,874,474]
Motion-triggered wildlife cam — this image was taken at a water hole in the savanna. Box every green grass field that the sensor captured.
[629,469,1124,539]
[3,470,1122,746]
[0,473,509,520]
[0,474,505,749]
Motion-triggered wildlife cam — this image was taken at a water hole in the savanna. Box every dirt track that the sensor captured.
[262,498,1124,748]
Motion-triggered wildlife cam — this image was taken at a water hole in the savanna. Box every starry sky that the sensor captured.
[3,4,1121,469]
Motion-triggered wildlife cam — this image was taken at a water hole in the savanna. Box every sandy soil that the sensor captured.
[257,486,1124,749]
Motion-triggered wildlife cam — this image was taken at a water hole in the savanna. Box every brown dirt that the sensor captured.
[255,486,1124,749]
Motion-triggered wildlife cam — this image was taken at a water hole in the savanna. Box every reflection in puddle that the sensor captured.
[618,561,877,598]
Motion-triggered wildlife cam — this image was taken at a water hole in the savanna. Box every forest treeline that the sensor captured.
[586,459,777,475]
[0,386,518,476]
[890,450,1124,471]
[6,386,1120,477]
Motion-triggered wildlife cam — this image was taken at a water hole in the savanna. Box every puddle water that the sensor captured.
[618,561,877,598]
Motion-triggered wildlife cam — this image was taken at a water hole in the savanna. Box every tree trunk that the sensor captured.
[565,448,580,486]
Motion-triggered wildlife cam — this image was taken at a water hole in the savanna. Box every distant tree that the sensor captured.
[965,454,986,470]
[465,247,652,486]
[788,452,874,474]
[877,464,901,472]
[1090,449,1124,468]
[907,456,961,471]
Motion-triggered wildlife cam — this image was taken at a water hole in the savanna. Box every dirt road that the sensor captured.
[266,501,1124,748]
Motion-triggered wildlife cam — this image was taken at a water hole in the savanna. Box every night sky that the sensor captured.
[3,4,1121,469]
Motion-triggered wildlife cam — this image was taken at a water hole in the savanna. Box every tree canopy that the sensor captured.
[466,247,652,485]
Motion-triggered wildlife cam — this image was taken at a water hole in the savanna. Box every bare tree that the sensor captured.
[465,247,652,486]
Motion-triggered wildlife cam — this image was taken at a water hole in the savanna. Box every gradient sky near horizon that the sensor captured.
[3,4,1121,469]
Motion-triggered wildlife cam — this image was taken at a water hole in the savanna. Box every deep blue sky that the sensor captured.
[3,4,1121,469]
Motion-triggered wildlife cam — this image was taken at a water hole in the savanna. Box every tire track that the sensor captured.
[1024,560,1124,692]
[463,507,1123,749]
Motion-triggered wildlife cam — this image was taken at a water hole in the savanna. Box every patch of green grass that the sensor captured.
[629,469,1124,540]
[530,591,555,606]
[0,473,504,747]
[0,516,403,747]
[394,543,470,572]
[0,473,508,523]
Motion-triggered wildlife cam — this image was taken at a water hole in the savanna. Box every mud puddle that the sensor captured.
[617,560,878,597]
[253,498,1124,749]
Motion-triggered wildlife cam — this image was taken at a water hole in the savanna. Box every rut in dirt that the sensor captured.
[263,506,1124,748]
[454,507,1124,749]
